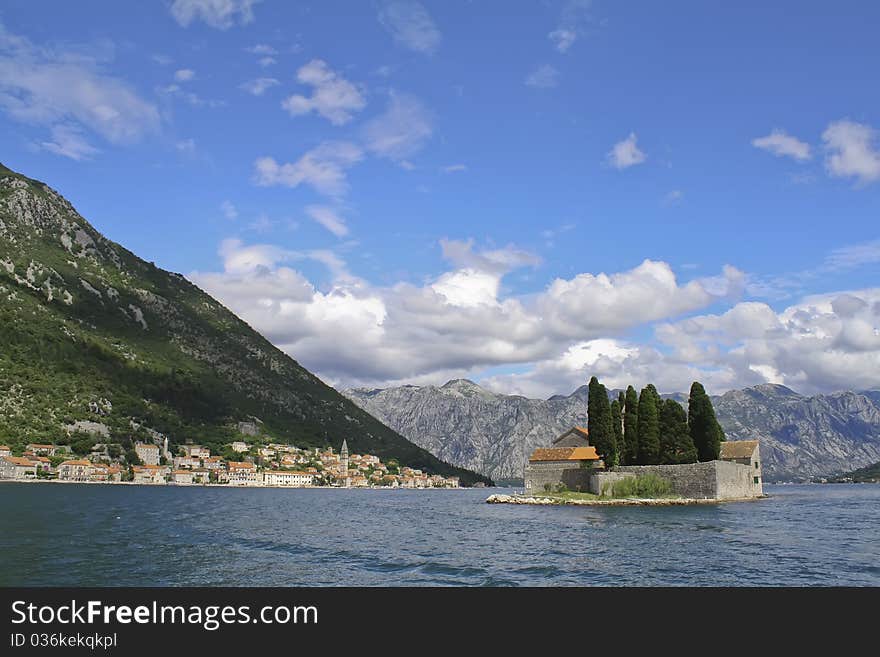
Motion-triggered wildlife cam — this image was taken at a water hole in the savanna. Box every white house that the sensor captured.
[262,470,315,487]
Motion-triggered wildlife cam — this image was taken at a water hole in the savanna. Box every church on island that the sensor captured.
[524,426,763,501]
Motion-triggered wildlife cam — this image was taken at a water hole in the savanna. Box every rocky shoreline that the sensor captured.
[486,493,765,506]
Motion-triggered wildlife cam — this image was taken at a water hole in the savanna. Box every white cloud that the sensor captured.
[606,132,646,169]
[822,119,880,185]
[362,92,432,163]
[824,239,880,270]
[378,1,441,54]
[752,129,811,161]
[0,23,160,147]
[548,0,593,53]
[281,59,365,125]
[38,124,100,161]
[246,44,277,56]
[191,239,743,390]
[170,0,259,29]
[175,138,196,154]
[548,29,577,53]
[253,141,364,196]
[663,190,683,205]
[258,56,276,67]
[524,65,560,89]
[442,163,467,173]
[220,200,238,220]
[174,68,196,82]
[157,83,223,108]
[240,77,279,96]
[305,205,349,237]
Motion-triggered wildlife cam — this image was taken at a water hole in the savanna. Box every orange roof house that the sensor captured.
[528,446,599,462]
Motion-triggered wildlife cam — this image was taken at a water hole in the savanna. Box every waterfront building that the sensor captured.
[58,459,94,481]
[0,455,37,480]
[262,470,315,487]
[227,461,259,486]
[172,470,194,485]
[132,465,170,484]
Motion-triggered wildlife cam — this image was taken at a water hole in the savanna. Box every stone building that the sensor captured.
[0,455,37,480]
[524,427,601,494]
[719,440,762,491]
[134,442,160,466]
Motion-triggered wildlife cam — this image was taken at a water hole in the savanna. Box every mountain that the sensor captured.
[713,384,880,481]
[0,162,490,486]
[345,380,880,482]
[345,379,588,483]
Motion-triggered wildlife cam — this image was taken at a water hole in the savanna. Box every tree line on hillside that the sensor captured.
[586,376,725,468]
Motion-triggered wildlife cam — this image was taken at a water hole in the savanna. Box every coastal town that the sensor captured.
[0,438,460,489]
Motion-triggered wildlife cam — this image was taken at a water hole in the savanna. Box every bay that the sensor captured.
[1,483,877,586]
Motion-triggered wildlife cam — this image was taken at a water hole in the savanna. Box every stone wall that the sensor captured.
[589,461,763,499]
[524,461,593,494]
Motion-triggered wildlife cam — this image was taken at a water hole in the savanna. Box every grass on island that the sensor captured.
[532,474,683,501]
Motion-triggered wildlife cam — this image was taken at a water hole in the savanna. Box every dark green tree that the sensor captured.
[688,381,726,461]
[623,385,639,465]
[637,384,661,464]
[611,397,624,465]
[660,399,698,464]
[587,377,617,467]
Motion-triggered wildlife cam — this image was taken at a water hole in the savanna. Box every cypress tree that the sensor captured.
[660,399,697,464]
[611,397,623,465]
[587,377,617,467]
[587,376,601,443]
[688,381,726,461]
[623,385,639,465]
[637,384,661,464]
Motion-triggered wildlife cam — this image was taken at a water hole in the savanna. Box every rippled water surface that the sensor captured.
[1,483,877,586]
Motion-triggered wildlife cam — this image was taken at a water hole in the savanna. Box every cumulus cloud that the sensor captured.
[752,129,811,161]
[174,68,195,82]
[524,65,560,89]
[378,1,441,54]
[240,77,279,96]
[362,92,432,163]
[170,0,259,29]
[0,23,160,147]
[606,132,646,169]
[253,141,364,197]
[305,205,349,237]
[281,59,365,125]
[822,119,880,185]
[191,238,743,391]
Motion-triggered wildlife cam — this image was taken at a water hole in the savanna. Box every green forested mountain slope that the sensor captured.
[0,162,490,485]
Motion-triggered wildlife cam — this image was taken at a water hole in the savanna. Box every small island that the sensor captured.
[489,377,766,507]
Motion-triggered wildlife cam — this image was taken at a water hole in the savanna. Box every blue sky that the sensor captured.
[1,1,879,397]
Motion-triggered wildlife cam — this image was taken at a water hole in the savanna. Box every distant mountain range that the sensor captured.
[0,162,489,486]
[345,380,880,482]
